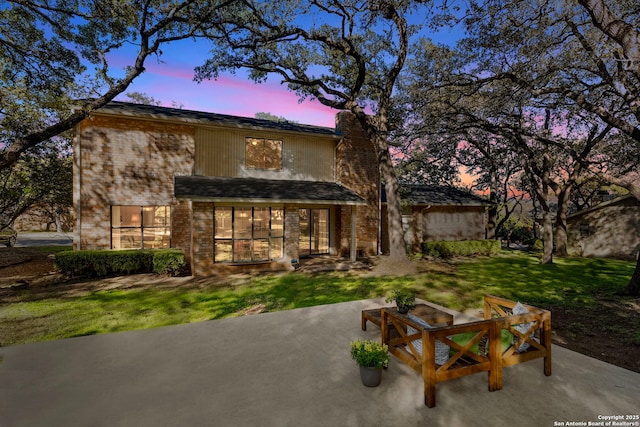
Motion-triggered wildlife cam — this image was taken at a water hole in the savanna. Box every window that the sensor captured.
[214,207,284,263]
[245,137,282,170]
[111,206,170,249]
[579,223,590,236]
[299,208,329,257]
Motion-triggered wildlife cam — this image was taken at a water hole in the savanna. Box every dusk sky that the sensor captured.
[112,18,463,129]
[113,38,343,128]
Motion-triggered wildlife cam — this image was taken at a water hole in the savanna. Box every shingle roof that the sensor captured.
[567,194,636,219]
[175,176,365,205]
[93,101,338,136]
[382,184,492,206]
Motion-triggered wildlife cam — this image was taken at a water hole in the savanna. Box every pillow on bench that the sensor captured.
[512,302,533,352]
[406,314,450,365]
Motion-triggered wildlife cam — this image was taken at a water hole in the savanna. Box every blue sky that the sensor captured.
[112,38,339,128]
[113,8,464,128]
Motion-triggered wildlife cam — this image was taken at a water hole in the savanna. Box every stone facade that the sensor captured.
[381,205,488,253]
[74,115,195,250]
[567,195,640,261]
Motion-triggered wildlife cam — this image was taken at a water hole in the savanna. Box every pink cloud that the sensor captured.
[126,60,337,127]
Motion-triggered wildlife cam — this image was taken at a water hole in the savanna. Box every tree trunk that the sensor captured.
[378,145,407,260]
[541,209,554,264]
[554,187,571,257]
[619,252,640,296]
[578,0,640,74]
[486,168,497,239]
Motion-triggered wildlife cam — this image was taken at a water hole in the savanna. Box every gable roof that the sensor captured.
[175,176,365,205]
[91,101,338,137]
[382,184,492,206]
[567,194,636,219]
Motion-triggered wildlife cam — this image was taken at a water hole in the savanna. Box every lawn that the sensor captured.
[0,252,635,347]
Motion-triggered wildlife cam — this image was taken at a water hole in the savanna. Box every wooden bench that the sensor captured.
[381,295,552,407]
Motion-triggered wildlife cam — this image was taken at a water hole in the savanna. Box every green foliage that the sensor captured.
[350,340,389,368]
[529,239,544,253]
[55,249,186,278]
[1,0,243,171]
[0,147,72,229]
[498,220,534,244]
[152,250,187,276]
[421,240,501,258]
[385,288,415,310]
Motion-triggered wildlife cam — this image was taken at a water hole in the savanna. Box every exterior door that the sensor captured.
[299,208,329,257]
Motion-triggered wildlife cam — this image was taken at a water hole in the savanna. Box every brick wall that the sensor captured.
[75,115,195,250]
[284,207,300,261]
[76,110,381,275]
[335,112,380,255]
[171,200,193,267]
[567,197,640,261]
[191,202,215,276]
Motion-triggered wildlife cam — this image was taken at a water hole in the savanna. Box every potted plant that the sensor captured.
[386,289,416,314]
[350,340,390,387]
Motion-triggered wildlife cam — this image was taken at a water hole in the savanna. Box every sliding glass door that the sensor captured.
[299,208,329,257]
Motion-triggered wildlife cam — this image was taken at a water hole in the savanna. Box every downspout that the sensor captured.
[72,123,82,250]
[351,205,357,261]
[422,205,432,244]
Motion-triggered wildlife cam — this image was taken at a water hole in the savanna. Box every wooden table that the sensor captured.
[362,304,454,342]
[381,304,454,334]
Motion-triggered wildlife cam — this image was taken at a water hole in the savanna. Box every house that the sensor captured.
[381,184,493,253]
[567,194,640,261]
[73,102,379,276]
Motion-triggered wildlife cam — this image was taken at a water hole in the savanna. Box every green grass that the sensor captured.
[30,245,72,255]
[0,252,635,347]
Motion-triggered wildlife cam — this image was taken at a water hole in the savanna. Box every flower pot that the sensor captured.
[397,305,410,314]
[359,366,383,387]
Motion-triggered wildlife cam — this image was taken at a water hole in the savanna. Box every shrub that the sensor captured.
[421,240,501,259]
[350,340,390,368]
[152,249,187,276]
[55,249,186,278]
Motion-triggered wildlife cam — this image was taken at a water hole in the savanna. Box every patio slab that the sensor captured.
[1,298,638,426]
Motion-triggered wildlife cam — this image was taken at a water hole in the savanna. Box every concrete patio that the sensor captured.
[1,298,638,426]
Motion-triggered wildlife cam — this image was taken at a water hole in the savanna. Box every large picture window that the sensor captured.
[245,137,282,170]
[214,207,284,263]
[111,206,170,249]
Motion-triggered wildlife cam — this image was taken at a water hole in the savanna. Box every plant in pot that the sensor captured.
[350,340,390,387]
[386,289,416,314]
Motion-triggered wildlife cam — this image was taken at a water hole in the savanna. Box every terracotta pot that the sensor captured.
[359,366,382,387]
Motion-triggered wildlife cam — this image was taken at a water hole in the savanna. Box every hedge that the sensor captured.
[421,240,501,258]
[55,249,187,278]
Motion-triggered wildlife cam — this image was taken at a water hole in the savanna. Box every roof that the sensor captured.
[175,176,366,205]
[91,101,338,137]
[567,194,636,219]
[382,184,492,206]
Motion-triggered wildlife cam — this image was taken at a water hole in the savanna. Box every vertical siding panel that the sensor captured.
[196,127,336,181]
[195,128,244,177]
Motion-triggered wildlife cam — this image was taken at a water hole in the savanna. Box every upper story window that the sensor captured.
[245,137,282,170]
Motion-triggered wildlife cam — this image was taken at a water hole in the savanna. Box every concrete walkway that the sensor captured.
[1,299,638,427]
